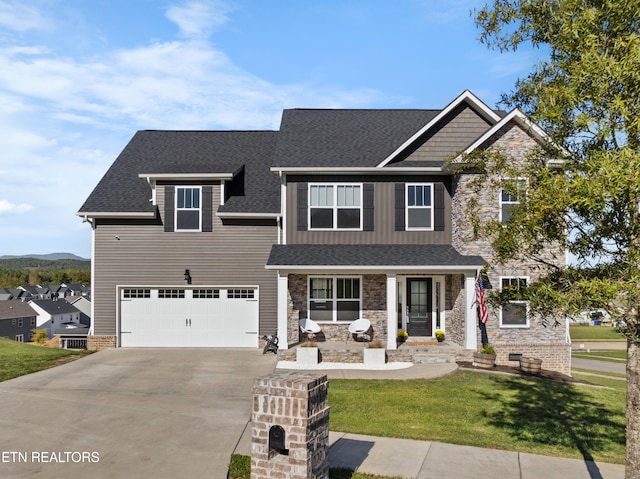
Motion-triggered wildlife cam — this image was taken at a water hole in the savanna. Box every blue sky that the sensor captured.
[0,0,542,259]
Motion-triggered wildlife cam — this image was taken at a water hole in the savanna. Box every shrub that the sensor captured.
[31,329,48,345]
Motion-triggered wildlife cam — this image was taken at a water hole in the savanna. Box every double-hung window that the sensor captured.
[309,277,361,322]
[500,277,529,327]
[176,187,201,231]
[309,184,362,230]
[500,179,526,223]
[406,183,433,229]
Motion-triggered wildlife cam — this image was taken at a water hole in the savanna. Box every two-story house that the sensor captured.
[78,91,570,374]
[29,299,82,338]
[0,301,37,342]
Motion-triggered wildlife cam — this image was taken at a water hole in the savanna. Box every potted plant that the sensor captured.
[397,330,408,344]
[363,340,386,366]
[473,343,496,369]
[296,340,319,365]
[520,357,542,374]
[435,330,445,342]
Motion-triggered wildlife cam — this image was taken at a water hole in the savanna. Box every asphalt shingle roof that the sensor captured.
[267,244,485,268]
[273,109,441,168]
[30,300,81,315]
[78,130,279,215]
[0,301,36,320]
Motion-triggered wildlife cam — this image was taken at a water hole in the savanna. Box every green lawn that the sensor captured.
[0,338,93,382]
[328,370,626,464]
[570,325,626,341]
[572,350,627,363]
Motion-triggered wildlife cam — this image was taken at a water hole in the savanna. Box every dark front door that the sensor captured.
[407,278,432,336]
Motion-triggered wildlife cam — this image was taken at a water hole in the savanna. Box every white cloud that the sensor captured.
[0,1,52,32]
[165,0,232,38]
[0,199,32,214]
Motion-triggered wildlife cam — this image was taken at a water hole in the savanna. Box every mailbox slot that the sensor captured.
[269,425,289,457]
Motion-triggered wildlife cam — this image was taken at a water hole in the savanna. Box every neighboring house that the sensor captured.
[0,301,37,342]
[77,91,570,374]
[29,299,81,338]
[19,285,51,300]
[62,283,91,298]
[65,296,91,326]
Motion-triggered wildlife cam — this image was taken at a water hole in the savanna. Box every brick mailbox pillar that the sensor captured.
[250,371,329,479]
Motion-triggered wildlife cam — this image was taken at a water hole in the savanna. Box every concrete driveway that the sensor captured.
[0,348,277,479]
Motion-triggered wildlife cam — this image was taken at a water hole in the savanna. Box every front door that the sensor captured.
[407,278,432,336]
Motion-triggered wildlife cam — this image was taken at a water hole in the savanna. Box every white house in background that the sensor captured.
[29,299,81,338]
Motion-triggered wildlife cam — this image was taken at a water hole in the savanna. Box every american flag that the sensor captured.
[476,279,489,324]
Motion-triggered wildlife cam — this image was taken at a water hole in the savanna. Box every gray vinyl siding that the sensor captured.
[399,104,494,164]
[0,316,35,341]
[92,183,278,338]
[286,176,451,244]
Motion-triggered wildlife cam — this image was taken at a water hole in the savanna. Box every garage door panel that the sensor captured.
[120,287,258,348]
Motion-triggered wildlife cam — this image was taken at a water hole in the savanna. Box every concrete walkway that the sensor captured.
[327,432,625,479]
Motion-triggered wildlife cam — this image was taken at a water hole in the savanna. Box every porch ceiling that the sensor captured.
[266,244,485,271]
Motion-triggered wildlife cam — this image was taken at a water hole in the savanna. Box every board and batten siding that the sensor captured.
[92,182,278,339]
[286,176,452,245]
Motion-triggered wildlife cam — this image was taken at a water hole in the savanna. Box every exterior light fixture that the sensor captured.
[184,269,192,284]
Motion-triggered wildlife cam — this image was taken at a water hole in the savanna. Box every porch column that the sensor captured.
[386,274,397,350]
[277,271,289,349]
[464,273,477,349]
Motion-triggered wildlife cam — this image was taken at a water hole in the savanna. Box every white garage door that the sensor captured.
[119,287,259,347]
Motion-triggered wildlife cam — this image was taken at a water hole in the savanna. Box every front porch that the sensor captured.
[276,336,474,365]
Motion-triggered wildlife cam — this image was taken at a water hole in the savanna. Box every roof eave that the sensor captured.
[270,167,445,175]
[265,264,484,272]
[138,173,235,181]
[76,211,156,219]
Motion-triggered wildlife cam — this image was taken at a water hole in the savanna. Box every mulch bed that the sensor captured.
[456,361,591,384]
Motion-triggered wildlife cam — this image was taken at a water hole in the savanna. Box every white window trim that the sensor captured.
[175,186,202,232]
[499,276,530,328]
[308,183,363,231]
[499,178,527,223]
[308,275,362,323]
[405,183,434,231]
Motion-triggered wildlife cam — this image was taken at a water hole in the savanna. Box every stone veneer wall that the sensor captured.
[287,274,387,344]
[445,274,465,346]
[87,335,117,350]
[451,123,570,375]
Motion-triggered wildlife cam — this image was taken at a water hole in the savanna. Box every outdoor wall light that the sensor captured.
[184,269,192,284]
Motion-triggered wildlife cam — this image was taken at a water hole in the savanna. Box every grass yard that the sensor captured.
[0,337,93,382]
[570,325,625,341]
[572,350,627,363]
[328,370,626,465]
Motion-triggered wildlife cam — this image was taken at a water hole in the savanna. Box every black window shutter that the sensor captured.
[202,186,213,232]
[395,183,405,231]
[363,183,374,231]
[297,182,308,231]
[434,183,445,231]
[164,186,175,232]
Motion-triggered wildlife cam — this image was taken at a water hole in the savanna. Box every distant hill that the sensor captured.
[0,253,89,261]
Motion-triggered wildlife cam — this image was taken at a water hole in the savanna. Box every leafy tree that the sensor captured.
[473,1,640,475]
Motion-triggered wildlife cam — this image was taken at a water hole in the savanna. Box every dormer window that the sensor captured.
[309,184,362,230]
[176,187,201,231]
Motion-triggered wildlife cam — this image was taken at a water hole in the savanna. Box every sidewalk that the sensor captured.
[328,432,625,479]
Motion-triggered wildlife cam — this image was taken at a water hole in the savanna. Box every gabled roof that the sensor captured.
[0,301,36,320]
[77,130,279,217]
[30,299,80,315]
